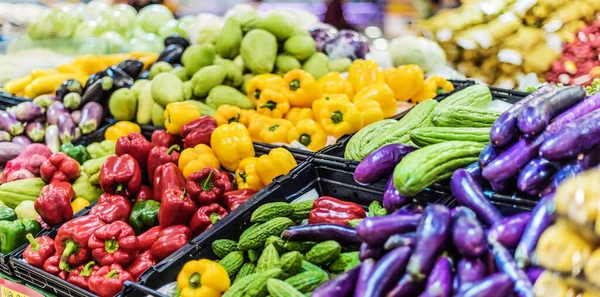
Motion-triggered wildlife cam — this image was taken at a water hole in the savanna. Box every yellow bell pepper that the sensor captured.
[282,69,322,108]
[177,259,230,297]
[71,197,90,214]
[239,109,256,127]
[248,114,272,141]
[256,88,290,118]
[317,72,354,99]
[211,122,255,172]
[178,144,221,178]
[355,99,384,126]
[235,157,265,191]
[26,73,87,98]
[427,75,455,93]
[246,74,285,102]
[255,148,298,185]
[353,82,397,118]
[347,59,385,93]
[3,75,32,94]
[318,100,363,138]
[104,121,141,142]
[259,118,294,144]
[384,64,425,102]
[312,94,350,123]
[214,105,243,126]
[287,119,327,152]
[164,102,202,135]
[412,75,452,103]
[284,107,314,125]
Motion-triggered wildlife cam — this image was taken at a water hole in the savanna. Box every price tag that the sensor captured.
[1,285,29,297]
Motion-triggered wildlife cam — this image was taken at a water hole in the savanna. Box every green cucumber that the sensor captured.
[267,279,305,297]
[305,240,341,266]
[251,202,293,223]
[410,127,491,147]
[220,251,245,278]
[432,106,500,128]
[213,239,240,259]
[238,217,295,250]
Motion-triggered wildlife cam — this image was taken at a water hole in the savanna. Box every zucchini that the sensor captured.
[289,200,314,221]
[436,85,492,110]
[284,270,329,293]
[279,251,302,275]
[284,241,316,253]
[239,217,295,250]
[409,127,491,147]
[267,279,305,297]
[234,263,256,283]
[251,202,293,223]
[256,244,280,273]
[305,240,341,266]
[213,239,240,259]
[432,106,500,128]
[220,251,245,278]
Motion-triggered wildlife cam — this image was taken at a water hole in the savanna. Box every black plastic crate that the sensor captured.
[0,92,29,107]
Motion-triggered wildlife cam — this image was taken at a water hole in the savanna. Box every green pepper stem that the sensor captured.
[26,234,39,252]
[80,261,95,277]
[105,270,119,279]
[167,145,180,155]
[289,79,300,91]
[253,90,261,100]
[298,134,311,147]
[189,273,201,289]
[228,112,241,124]
[116,184,123,192]
[259,101,277,111]
[201,171,214,191]
[180,188,187,200]
[268,124,280,132]
[60,239,78,271]
[105,239,119,253]
[331,111,343,124]
[238,172,247,183]
[210,213,220,224]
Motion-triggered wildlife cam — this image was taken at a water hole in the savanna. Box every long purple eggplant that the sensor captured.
[418,257,452,297]
[383,174,409,212]
[354,259,375,297]
[388,274,422,297]
[406,205,451,280]
[492,242,534,297]
[526,267,543,283]
[354,144,416,184]
[465,162,486,186]
[451,169,503,226]
[311,265,361,297]
[14,102,43,122]
[514,195,554,268]
[395,203,425,215]
[25,122,45,143]
[548,148,600,193]
[539,109,600,161]
[547,91,600,133]
[489,178,515,194]
[0,131,11,142]
[359,243,385,261]
[46,102,69,125]
[479,144,499,169]
[517,158,558,192]
[57,113,76,144]
[361,246,412,297]
[79,102,103,135]
[384,232,416,250]
[487,212,531,249]
[0,111,24,136]
[355,213,422,245]
[455,273,514,297]
[451,207,486,258]
[281,224,361,246]
[517,85,586,138]
[457,258,487,293]
[12,135,32,146]
[0,142,23,164]
[157,44,184,65]
[45,125,59,152]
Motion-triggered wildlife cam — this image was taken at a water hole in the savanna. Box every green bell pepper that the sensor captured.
[0,206,17,221]
[82,156,110,185]
[86,140,116,159]
[18,218,41,236]
[0,219,40,254]
[72,174,103,203]
[60,143,90,164]
[129,200,160,234]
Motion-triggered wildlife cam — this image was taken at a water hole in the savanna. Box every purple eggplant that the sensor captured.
[354,259,375,297]
[84,71,106,91]
[32,94,57,110]
[164,35,190,48]
[57,113,76,144]
[355,213,422,245]
[484,247,497,275]
[117,59,144,78]
[361,246,411,297]
[359,243,385,261]
[517,86,586,138]
[406,205,451,280]
[517,158,558,192]
[479,144,499,169]
[12,135,32,146]
[14,102,44,122]
[56,79,83,100]
[457,258,487,293]
[388,274,422,297]
[157,44,184,65]
[0,111,24,136]
[311,264,360,297]
[526,267,543,283]
[492,242,534,297]
[82,76,114,105]
[547,91,600,133]
[548,148,600,192]
[488,212,531,249]
[25,122,45,143]
[514,195,554,268]
[384,174,409,212]
[418,257,452,297]
[45,125,59,153]
[0,142,23,163]
[384,232,416,250]
[489,178,515,194]
[281,224,361,246]
[106,66,134,90]
[455,273,514,297]
[465,162,486,186]
[354,144,416,184]
[71,110,81,125]
[451,207,486,258]
[396,203,425,215]
[46,102,69,125]
[63,93,82,110]
[0,131,11,142]
[539,109,600,161]
[482,136,545,181]
[79,102,103,135]
[451,169,503,226]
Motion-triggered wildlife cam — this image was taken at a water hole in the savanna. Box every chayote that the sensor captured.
[240,74,254,94]
[241,29,277,74]
[236,11,261,33]
[284,35,316,62]
[136,83,154,125]
[149,61,173,80]
[191,65,226,98]
[171,66,189,82]
[152,103,165,127]
[185,100,217,116]
[233,55,245,71]
[130,79,150,99]
[181,43,216,76]
[257,14,294,41]
[151,72,184,107]
[216,17,243,59]
[302,53,330,80]
[109,88,137,121]
[182,81,193,100]
[276,55,301,76]
[328,58,352,73]
[215,58,243,88]
[206,85,255,110]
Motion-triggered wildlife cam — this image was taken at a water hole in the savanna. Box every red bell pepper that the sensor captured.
[90,194,132,224]
[149,225,191,261]
[153,162,186,201]
[99,154,142,198]
[67,261,99,290]
[34,181,74,226]
[115,132,154,171]
[40,152,81,183]
[43,255,69,280]
[186,168,233,206]
[88,221,140,266]
[308,196,367,225]
[151,130,181,148]
[157,188,196,228]
[180,116,217,149]
[148,146,181,186]
[190,203,228,235]
[126,251,155,281]
[55,215,105,270]
[137,226,162,252]
[23,234,55,269]
[88,264,134,297]
[36,216,50,230]
[223,189,258,211]
[135,185,153,203]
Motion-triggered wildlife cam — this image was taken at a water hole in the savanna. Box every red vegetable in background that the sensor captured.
[309,196,366,225]
[23,235,55,269]
[40,152,81,183]
[90,194,132,224]
[223,188,257,211]
[88,263,134,297]
[115,132,154,171]
[147,145,180,182]
[180,116,217,149]
[190,203,228,235]
[135,185,154,203]
[100,154,142,198]
[186,168,233,206]
[151,130,180,148]
[153,163,186,202]
[158,188,196,228]
[34,181,74,226]
[67,261,99,290]
[55,215,105,270]
[87,221,140,266]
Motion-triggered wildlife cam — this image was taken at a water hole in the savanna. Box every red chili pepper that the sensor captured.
[135,185,154,203]
[151,130,181,148]
[99,154,142,198]
[223,189,258,211]
[147,145,180,182]
[40,152,81,183]
[158,188,196,228]
[34,181,74,226]
[180,116,217,149]
[90,194,132,224]
[67,261,99,290]
[23,235,55,269]
[186,168,233,206]
[126,251,155,281]
[308,196,366,225]
[137,226,162,252]
[55,215,105,271]
[115,132,154,171]
[149,225,191,261]
[153,162,186,201]
[190,203,228,235]
[43,255,68,280]
[88,221,140,266]
[88,264,134,297]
